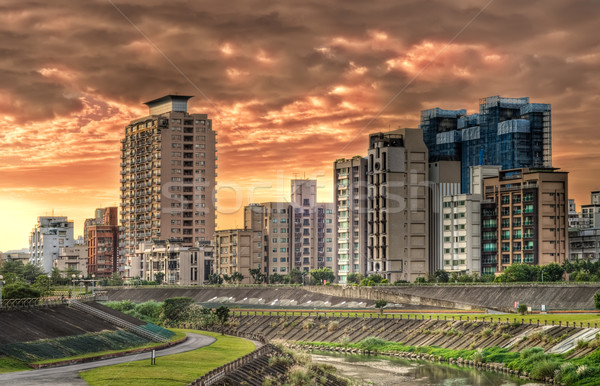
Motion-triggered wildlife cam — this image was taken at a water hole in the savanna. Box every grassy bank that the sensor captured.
[232,309,600,325]
[80,330,256,385]
[292,337,600,385]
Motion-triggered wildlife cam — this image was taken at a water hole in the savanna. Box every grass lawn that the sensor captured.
[80,330,256,386]
[31,331,187,365]
[233,309,600,325]
[0,357,31,373]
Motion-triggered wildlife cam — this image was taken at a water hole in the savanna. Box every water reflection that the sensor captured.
[311,352,537,386]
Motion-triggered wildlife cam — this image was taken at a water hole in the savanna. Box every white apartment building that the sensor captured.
[133,240,213,285]
[334,157,368,283]
[441,194,481,273]
[55,245,88,276]
[29,216,75,273]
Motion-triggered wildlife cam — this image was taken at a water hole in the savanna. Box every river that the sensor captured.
[310,352,546,385]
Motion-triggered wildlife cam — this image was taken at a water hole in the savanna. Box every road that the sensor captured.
[0,332,216,385]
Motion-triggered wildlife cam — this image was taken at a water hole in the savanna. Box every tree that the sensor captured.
[50,267,65,285]
[346,273,362,285]
[2,282,41,300]
[517,304,528,315]
[539,263,564,282]
[248,268,265,284]
[161,297,194,323]
[0,259,25,278]
[595,292,600,311]
[214,305,230,335]
[208,273,223,285]
[268,273,283,284]
[108,272,124,286]
[222,274,232,284]
[309,267,335,285]
[433,270,449,283]
[375,299,388,315]
[286,268,307,285]
[154,272,165,285]
[32,274,51,297]
[22,263,45,283]
[231,271,244,284]
[502,264,539,282]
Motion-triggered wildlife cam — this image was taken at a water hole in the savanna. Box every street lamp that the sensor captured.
[71,274,76,298]
[47,273,51,295]
[91,274,96,295]
[0,274,4,308]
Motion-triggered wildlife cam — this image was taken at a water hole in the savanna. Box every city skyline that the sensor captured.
[1,0,600,251]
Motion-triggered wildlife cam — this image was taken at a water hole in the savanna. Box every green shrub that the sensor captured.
[160,297,194,323]
[529,359,560,380]
[327,321,339,332]
[2,282,41,300]
[357,337,387,351]
[135,301,162,322]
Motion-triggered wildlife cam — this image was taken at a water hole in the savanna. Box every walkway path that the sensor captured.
[0,332,216,385]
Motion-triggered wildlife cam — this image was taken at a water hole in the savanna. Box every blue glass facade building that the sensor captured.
[420,96,552,193]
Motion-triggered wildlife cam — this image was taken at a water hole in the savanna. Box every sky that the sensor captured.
[1,0,600,251]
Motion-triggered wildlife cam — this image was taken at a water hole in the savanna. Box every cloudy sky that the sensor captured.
[1,0,599,251]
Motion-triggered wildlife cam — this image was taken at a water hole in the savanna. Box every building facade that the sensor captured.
[214,229,263,284]
[420,96,552,193]
[245,202,292,276]
[86,207,119,278]
[481,168,568,274]
[428,161,461,273]
[334,157,368,283]
[367,128,429,282]
[120,95,216,279]
[29,216,75,273]
[133,240,213,285]
[442,194,481,274]
[55,245,88,276]
[569,228,600,262]
[290,180,336,273]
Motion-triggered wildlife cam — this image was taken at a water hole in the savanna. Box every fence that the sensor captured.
[0,294,96,311]
[188,343,278,386]
[229,310,600,329]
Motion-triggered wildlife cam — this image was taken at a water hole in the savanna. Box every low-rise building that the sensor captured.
[569,228,600,262]
[55,245,88,276]
[133,240,213,285]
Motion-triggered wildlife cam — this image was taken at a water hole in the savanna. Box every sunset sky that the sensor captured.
[1,0,600,251]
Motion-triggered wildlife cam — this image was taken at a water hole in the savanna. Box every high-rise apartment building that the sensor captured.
[481,168,568,274]
[29,216,75,273]
[581,191,600,228]
[290,180,336,273]
[120,95,216,279]
[334,157,368,283]
[245,202,292,276]
[428,161,461,273]
[420,96,552,193]
[367,128,429,282]
[441,194,481,274]
[86,207,119,278]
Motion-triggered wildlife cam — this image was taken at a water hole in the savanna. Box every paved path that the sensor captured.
[0,333,216,385]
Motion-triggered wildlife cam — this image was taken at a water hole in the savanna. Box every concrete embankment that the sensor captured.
[226,313,600,358]
[0,303,143,344]
[304,284,600,312]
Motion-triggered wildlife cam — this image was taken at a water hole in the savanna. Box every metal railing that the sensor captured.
[0,294,95,311]
[189,343,278,386]
[68,300,168,343]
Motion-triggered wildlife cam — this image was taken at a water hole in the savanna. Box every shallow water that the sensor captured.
[310,352,545,386]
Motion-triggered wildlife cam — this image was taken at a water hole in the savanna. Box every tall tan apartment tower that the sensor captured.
[120,95,216,279]
[367,128,429,282]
